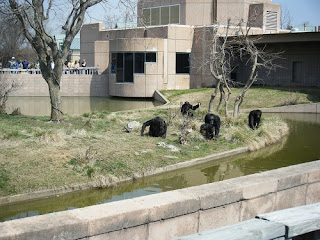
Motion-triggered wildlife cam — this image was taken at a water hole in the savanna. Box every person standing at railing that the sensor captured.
[22,60,29,69]
[9,57,15,69]
[74,60,79,74]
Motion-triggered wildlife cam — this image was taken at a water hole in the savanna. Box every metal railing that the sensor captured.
[0,67,99,75]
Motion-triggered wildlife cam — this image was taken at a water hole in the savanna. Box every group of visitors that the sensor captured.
[3,57,94,75]
[64,59,87,74]
[7,57,40,73]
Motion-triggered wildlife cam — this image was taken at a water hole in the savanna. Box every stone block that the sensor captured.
[2,211,88,240]
[198,202,241,232]
[274,185,307,211]
[175,26,194,40]
[139,190,200,222]
[167,53,176,75]
[145,39,158,52]
[259,165,308,191]
[133,39,146,52]
[167,39,176,53]
[179,181,242,210]
[226,173,278,200]
[148,212,199,240]
[240,193,276,221]
[88,225,148,240]
[306,182,320,204]
[73,198,149,236]
[167,74,176,89]
[176,40,192,53]
[94,41,109,53]
[134,75,146,97]
[145,75,158,97]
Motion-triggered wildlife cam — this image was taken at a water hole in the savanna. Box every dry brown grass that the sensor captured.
[1,87,316,196]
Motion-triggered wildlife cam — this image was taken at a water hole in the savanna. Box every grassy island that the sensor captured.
[0,87,319,197]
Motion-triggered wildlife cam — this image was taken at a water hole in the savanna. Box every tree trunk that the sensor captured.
[208,80,221,113]
[47,77,62,122]
[233,54,258,118]
[224,90,231,117]
[217,83,224,111]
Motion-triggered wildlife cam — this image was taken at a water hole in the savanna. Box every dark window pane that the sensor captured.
[135,53,145,73]
[124,53,134,82]
[146,52,156,62]
[176,53,190,74]
[151,8,160,25]
[170,5,180,24]
[111,53,117,73]
[143,9,150,26]
[161,7,169,25]
[116,53,123,82]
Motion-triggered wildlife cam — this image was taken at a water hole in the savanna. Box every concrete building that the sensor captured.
[80,0,319,98]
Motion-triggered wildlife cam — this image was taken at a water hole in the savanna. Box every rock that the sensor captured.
[157,142,180,152]
[125,121,140,132]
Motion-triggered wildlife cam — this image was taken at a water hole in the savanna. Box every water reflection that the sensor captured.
[6,96,162,116]
[1,113,320,222]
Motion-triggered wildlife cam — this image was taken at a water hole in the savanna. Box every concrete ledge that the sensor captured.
[153,90,170,104]
[177,203,320,240]
[260,103,320,114]
[1,160,320,239]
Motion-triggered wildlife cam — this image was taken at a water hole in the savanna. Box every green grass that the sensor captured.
[0,87,317,197]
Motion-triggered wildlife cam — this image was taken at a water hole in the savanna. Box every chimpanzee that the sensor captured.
[248,110,262,130]
[141,116,167,138]
[181,101,201,117]
[200,123,215,140]
[202,113,221,139]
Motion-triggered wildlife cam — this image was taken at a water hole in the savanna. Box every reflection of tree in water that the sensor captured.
[199,134,288,184]
[200,165,221,183]
[231,134,288,176]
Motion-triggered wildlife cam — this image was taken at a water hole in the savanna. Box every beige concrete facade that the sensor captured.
[80,0,282,98]
[1,160,320,239]
[0,74,108,97]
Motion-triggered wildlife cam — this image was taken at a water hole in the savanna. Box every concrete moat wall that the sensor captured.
[1,160,320,240]
[0,73,109,97]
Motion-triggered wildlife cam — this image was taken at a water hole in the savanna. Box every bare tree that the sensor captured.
[0,79,20,114]
[3,0,133,122]
[280,4,293,30]
[207,20,235,117]
[202,19,282,118]
[232,22,282,118]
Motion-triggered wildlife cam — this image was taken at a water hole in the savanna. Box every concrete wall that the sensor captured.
[1,160,320,239]
[236,41,320,87]
[0,74,109,97]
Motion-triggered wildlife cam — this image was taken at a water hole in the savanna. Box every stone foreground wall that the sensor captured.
[0,74,109,97]
[1,160,320,240]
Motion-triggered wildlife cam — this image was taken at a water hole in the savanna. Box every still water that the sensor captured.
[6,96,162,116]
[1,113,320,222]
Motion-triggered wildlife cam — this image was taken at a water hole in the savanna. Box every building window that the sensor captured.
[111,52,157,82]
[135,53,145,73]
[142,4,180,26]
[151,8,160,26]
[176,53,190,74]
[161,6,169,25]
[292,61,303,83]
[170,5,180,24]
[146,52,156,62]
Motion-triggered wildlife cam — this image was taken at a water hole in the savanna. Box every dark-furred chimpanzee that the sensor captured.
[141,116,167,138]
[203,113,221,139]
[200,123,215,140]
[248,109,262,130]
[181,101,201,117]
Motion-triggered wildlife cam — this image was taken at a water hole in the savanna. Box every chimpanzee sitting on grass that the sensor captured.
[181,101,201,117]
[248,110,262,130]
[141,116,167,138]
[200,113,221,140]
